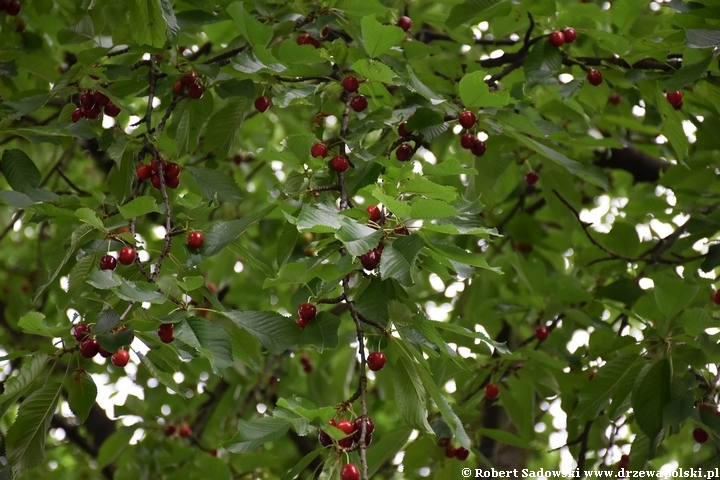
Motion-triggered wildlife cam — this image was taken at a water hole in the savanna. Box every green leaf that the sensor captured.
[118,196,160,219]
[379,234,424,286]
[57,16,94,45]
[335,217,383,256]
[679,308,718,336]
[665,56,712,91]
[222,310,301,354]
[1,353,48,399]
[86,270,122,290]
[2,149,41,192]
[75,207,105,231]
[34,224,96,301]
[112,278,166,304]
[351,59,396,83]
[158,0,179,43]
[366,427,413,477]
[394,356,433,433]
[97,430,134,469]
[201,205,277,256]
[17,312,63,337]
[657,93,689,163]
[425,241,499,272]
[138,353,187,396]
[360,15,405,58]
[203,101,246,161]
[685,29,720,48]
[297,203,343,232]
[423,158,477,176]
[458,70,511,108]
[276,222,299,268]
[476,428,533,449]
[574,354,644,421]
[65,372,97,422]
[371,187,411,217]
[93,309,122,335]
[128,0,167,48]
[654,277,699,317]
[227,2,273,49]
[402,177,457,202]
[409,199,458,219]
[632,359,671,440]
[6,382,62,477]
[284,134,315,164]
[222,417,290,453]
[446,0,506,29]
[299,312,340,352]
[404,108,448,141]
[174,275,205,291]
[186,166,244,205]
[174,318,234,373]
[523,41,563,86]
[280,448,323,480]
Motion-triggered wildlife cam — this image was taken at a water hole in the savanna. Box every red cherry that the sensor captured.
[111,349,130,367]
[188,83,204,100]
[608,93,622,105]
[456,446,470,460]
[397,121,410,137]
[179,424,192,438]
[296,317,310,329]
[713,290,720,305]
[471,140,487,157]
[165,424,176,436]
[340,464,360,480]
[336,419,356,448]
[98,346,112,358]
[395,143,413,161]
[535,326,549,341]
[666,90,683,107]
[330,155,350,173]
[181,71,197,87]
[164,162,181,179]
[79,338,99,358]
[154,54,164,63]
[563,28,577,43]
[150,174,161,189]
[693,427,709,444]
[297,33,319,48]
[71,108,85,123]
[254,96,270,112]
[104,102,121,117]
[318,429,332,447]
[118,247,136,265]
[321,26,330,38]
[157,323,174,343]
[298,302,317,322]
[150,157,167,173]
[310,143,328,158]
[93,91,110,107]
[360,249,381,270]
[353,416,375,435]
[445,445,457,458]
[100,255,117,271]
[367,351,387,371]
[525,171,539,186]
[73,322,91,342]
[342,76,360,93]
[5,0,20,15]
[84,106,101,120]
[618,454,630,469]
[549,31,565,48]
[397,16,412,32]
[80,92,96,110]
[587,69,603,86]
[485,383,500,400]
[350,95,368,112]
[458,111,476,129]
[233,154,243,165]
[165,176,180,189]
[173,82,185,95]
[188,231,204,249]
[366,205,382,222]
[460,133,476,149]
[301,356,313,373]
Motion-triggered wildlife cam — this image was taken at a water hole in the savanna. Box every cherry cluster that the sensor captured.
[99,248,136,271]
[297,33,321,49]
[165,423,191,438]
[342,76,367,112]
[457,111,487,157]
[548,28,577,48]
[437,437,471,461]
[311,142,352,174]
[173,71,204,100]
[72,322,131,367]
[72,91,121,122]
[136,157,182,189]
[318,416,375,449]
[0,0,21,16]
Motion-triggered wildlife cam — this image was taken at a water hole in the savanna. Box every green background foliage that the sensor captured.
[0,0,718,478]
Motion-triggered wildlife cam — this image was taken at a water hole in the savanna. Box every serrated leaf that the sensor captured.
[128,0,167,48]
[685,29,720,48]
[227,2,273,49]
[57,16,94,45]
[458,70,511,108]
[351,59,396,83]
[186,165,244,205]
[6,382,62,477]
[409,199,458,219]
[574,354,644,420]
[174,275,204,291]
[2,149,41,192]
[203,101,246,161]
[65,372,97,422]
[159,0,179,43]
[425,241,500,272]
[394,356,433,433]
[93,309,122,335]
[654,277,698,317]
[174,318,233,372]
[75,207,105,231]
[118,196,160,219]
[138,353,186,396]
[657,93,689,163]
[299,312,340,352]
[1,353,48,398]
[371,187,411,217]
[222,417,290,453]
[379,235,424,286]
[284,134,315,164]
[17,312,61,337]
[446,0,506,29]
[679,308,718,336]
[665,56,711,91]
[361,15,405,58]
[405,108,448,141]
[297,203,343,232]
[86,270,122,289]
[112,278,166,304]
[632,359,671,440]
[402,177,457,202]
[276,222,299,268]
[222,310,300,354]
[524,41,562,86]
[201,205,277,256]
[335,217,383,256]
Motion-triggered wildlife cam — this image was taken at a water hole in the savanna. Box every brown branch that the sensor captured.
[204,45,250,65]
